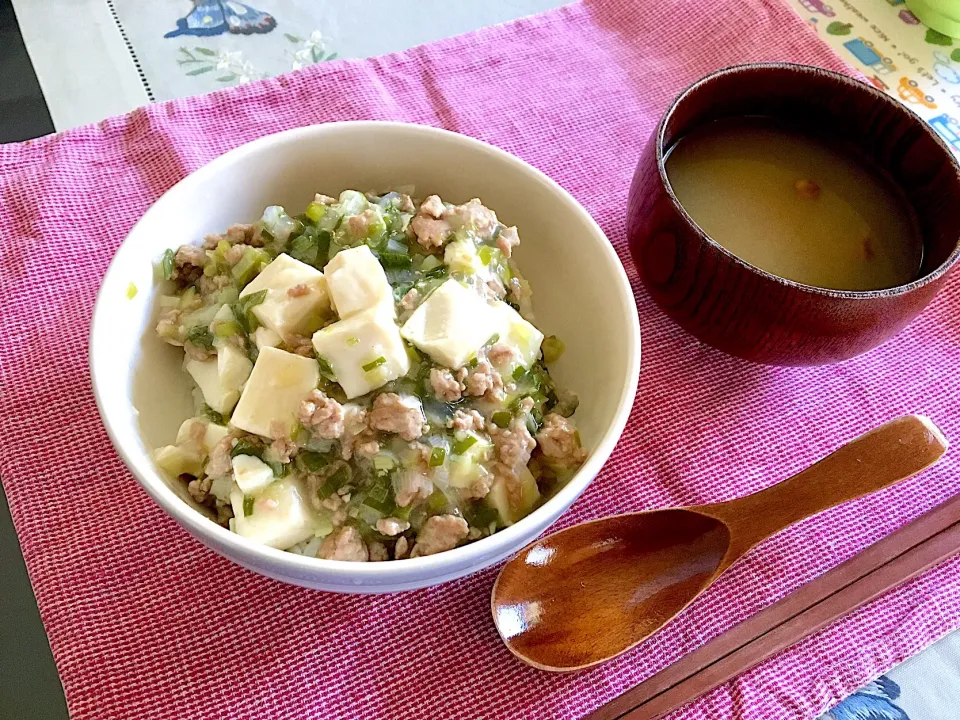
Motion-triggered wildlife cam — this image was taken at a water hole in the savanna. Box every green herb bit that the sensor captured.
[202,405,225,424]
[512,366,527,381]
[427,489,449,513]
[233,288,268,333]
[452,435,478,455]
[362,476,396,514]
[429,447,446,467]
[541,335,566,364]
[305,201,327,223]
[161,249,176,280]
[317,356,338,382]
[362,356,387,373]
[478,245,495,267]
[267,460,286,477]
[230,438,262,458]
[242,496,255,517]
[491,411,512,429]
[380,235,412,268]
[297,450,332,473]
[186,325,215,350]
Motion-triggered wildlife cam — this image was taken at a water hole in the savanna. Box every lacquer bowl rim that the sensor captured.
[654,62,960,300]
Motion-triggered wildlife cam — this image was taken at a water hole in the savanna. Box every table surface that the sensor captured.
[1,1,959,718]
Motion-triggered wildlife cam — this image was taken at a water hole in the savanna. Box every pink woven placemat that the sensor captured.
[1,1,958,718]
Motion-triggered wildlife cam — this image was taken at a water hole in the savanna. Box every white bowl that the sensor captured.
[90,122,641,593]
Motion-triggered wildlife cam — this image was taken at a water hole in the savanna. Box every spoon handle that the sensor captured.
[699,415,948,567]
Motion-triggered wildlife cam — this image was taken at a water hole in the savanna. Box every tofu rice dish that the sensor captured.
[152,189,587,561]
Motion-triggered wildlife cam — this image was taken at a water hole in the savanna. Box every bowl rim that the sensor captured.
[655,62,960,300]
[90,120,642,582]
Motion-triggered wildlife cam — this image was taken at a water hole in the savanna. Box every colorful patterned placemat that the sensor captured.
[784,0,960,156]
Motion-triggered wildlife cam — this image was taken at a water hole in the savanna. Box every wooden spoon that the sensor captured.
[491,415,948,672]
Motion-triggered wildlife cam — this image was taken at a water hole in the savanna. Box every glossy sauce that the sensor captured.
[665,117,923,291]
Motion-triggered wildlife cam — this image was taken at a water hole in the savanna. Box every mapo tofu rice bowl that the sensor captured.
[153,190,587,562]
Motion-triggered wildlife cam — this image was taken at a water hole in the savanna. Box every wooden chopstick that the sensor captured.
[587,492,960,720]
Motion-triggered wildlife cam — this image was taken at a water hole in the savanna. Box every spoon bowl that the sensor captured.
[492,415,948,671]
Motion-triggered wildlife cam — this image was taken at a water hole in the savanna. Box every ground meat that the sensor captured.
[204,223,260,249]
[395,469,433,507]
[368,393,426,441]
[419,194,445,218]
[346,209,380,238]
[298,390,344,439]
[318,493,343,513]
[464,360,505,401]
[497,225,521,258]
[492,417,536,474]
[224,243,250,265]
[399,287,421,312]
[394,536,410,559]
[508,276,535,319]
[445,199,498,237]
[536,413,588,468]
[198,273,231,297]
[487,343,515,368]
[518,396,535,414]
[286,333,314,357]
[287,283,310,298]
[205,436,235,478]
[448,409,485,433]
[430,367,466,402]
[411,215,453,249]
[340,405,379,460]
[173,245,207,282]
[410,515,469,557]
[476,276,506,303]
[215,502,233,526]
[268,436,297,464]
[183,340,214,362]
[376,517,410,536]
[318,526,369,561]
[460,468,493,501]
[368,541,389,562]
[155,308,182,344]
[187,475,213,504]
[397,194,416,213]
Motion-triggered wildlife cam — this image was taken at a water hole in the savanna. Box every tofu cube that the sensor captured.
[230,347,320,438]
[175,417,230,456]
[253,327,281,350]
[311,305,410,399]
[492,302,544,371]
[239,253,331,339]
[185,343,252,416]
[232,454,275,495]
[154,445,204,478]
[400,279,500,369]
[230,476,317,549]
[324,245,394,318]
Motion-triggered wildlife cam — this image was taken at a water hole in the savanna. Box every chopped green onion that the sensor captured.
[305,201,327,223]
[512,366,526,381]
[161,249,175,280]
[243,496,255,517]
[427,489,449,513]
[213,320,242,338]
[478,245,495,266]
[452,435,478,455]
[347,336,360,347]
[126,282,138,299]
[486,333,500,346]
[267,460,285,477]
[179,286,198,310]
[202,405,225,424]
[317,356,337,382]
[373,454,395,472]
[362,475,395,514]
[491,411,512,429]
[185,325,215,350]
[318,465,351,499]
[541,335,565,364]
[362,356,387,373]
[232,289,267,333]
[297,450,333,473]
[429,447,446,467]
[419,255,442,273]
[217,286,240,305]
[232,247,270,287]
[380,235,412,268]
[230,437,262,458]
[424,264,448,280]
